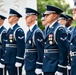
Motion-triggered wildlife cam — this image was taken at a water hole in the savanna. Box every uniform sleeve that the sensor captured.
[1,30,7,64]
[56,27,69,72]
[15,28,25,63]
[34,30,44,69]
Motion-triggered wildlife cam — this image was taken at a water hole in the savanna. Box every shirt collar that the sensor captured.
[67,26,72,30]
[49,20,57,28]
[29,23,36,31]
[10,23,17,29]
[0,25,3,28]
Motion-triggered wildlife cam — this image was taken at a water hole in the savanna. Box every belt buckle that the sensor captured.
[26,49,28,52]
[70,51,74,56]
[44,49,48,53]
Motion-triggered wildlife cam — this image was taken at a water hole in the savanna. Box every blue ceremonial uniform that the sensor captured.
[1,8,25,75]
[24,24,44,75]
[3,24,25,75]
[42,5,68,75]
[69,27,76,75]
[42,21,68,73]
[25,7,44,75]
[0,26,7,75]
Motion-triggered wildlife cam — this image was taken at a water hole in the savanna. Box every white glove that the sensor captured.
[0,63,5,68]
[15,62,22,67]
[67,65,71,70]
[55,71,63,75]
[35,68,42,74]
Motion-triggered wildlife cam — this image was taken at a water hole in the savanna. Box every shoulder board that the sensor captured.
[0,29,7,43]
[32,28,44,45]
[13,27,21,41]
[54,26,62,45]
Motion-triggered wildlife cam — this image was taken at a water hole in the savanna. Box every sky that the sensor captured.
[66,0,74,7]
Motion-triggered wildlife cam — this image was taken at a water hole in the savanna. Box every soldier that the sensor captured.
[65,15,73,40]
[58,14,68,27]
[65,15,73,75]
[70,1,76,75]
[24,8,44,75]
[41,13,47,27]
[42,5,68,75]
[1,9,25,75]
[65,15,73,31]
[41,13,49,39]
[0,14,7,75]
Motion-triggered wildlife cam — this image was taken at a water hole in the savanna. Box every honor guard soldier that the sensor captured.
[65,15,73,75]
[58,14,68,27]
[1,9,25,75]
[65,15,73,31]
[70,0,76,75]
[0,14,7,75]
[41,13,47,27]
[42,5,68,75]
[65,15,73,40]
[24,8,44,75]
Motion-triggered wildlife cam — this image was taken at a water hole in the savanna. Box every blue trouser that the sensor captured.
[0,67,6,75]
[26,70,42,75]
[6,64,22,75]
[63,68,67,75]
[44,72,54,75]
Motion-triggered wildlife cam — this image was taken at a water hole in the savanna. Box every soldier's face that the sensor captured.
[8,16,18,25]
[0,19,4,26]
[41,20,47,26]
[58,19,67,26]
[25,15,36,27]
[45,13,57,24]
[72,8,76,20]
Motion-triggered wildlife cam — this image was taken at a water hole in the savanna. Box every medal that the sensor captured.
[49,37,53,40]
[10,34,13,37]
[49,41,53,44]
[29,40,31,44]
[49,34,53,37]
[9,36,13,39]
[10,40,13,42]
[9,34,13,40]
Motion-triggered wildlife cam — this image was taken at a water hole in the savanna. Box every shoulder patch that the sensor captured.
[17,28,23,32]
[58,27,65,31]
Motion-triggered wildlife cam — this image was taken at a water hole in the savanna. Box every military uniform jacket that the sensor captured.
[42,21,68,72]
[0,26,6,63]
[25,25,44,70]
[67,26,73,41]
[3,24,25,64]
[70,27,76,75]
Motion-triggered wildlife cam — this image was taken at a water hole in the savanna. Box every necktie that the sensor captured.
[26,29,31,40]
[7,28,12,34]
[46,26,49,34]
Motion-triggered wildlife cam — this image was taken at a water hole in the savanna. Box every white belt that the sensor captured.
[70,51,76,56]
[44,49,59,53]
[25,49,37,52]
[6,44,17,48]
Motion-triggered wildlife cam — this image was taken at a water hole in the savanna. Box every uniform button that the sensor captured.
[5,51,7,53]
[70,43,73,45]
[71,58,73,61]
[25,55,27,58]
[44,56,45,58]
[44,42,46,44]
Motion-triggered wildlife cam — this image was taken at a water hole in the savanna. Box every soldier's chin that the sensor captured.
[73,16,76,20]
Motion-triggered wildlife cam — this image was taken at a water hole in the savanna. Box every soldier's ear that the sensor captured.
[32,15,37,20]
[14,16,19,21]
[53,14,59,19]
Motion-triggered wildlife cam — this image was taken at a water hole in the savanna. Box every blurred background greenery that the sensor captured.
[37,0,76,30]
